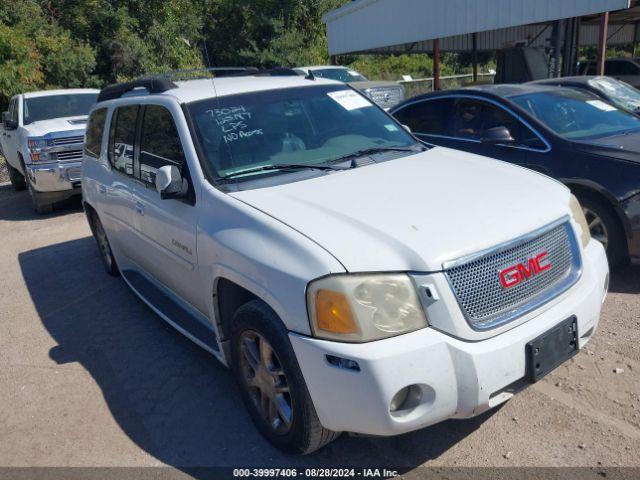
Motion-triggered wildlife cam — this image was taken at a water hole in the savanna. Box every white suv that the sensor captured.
[82,70,609,454]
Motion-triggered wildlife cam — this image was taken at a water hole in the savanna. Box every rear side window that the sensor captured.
[393,98,454,136]
[139,105,185,186]
[109,105,139,176]
[85,108,107,158]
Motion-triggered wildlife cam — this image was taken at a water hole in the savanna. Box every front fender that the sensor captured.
[196,184,345,336]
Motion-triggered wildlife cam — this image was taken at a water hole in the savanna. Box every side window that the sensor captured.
[139,105,185,186]
[393,98,454,136]
[85,108,107,158]
[480,102,545,150]
[109,105,139,176]
[452,99,484,140]
[586,63,597,75]
[9,98,18,123]
[621,61,640,75]
[605,61,625,76]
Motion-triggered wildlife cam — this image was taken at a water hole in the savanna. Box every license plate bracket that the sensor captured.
[526,316,578,383]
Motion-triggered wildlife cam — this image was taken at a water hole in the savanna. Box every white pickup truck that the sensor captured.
[0,89,99,213]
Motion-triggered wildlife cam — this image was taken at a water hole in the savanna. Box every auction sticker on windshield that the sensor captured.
[587,99,617,112]
[328,90,372,111]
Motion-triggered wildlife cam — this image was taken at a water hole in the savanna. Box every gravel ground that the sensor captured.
[0,156,8,184]
[0,184,638,477]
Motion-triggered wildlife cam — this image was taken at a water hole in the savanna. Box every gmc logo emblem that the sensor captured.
[499,251,552,288]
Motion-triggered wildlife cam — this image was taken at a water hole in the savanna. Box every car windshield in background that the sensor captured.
[588,77,640,113]
[310,68,368,82]
[187,85,417,183]
[511,89,640,140]
[24,93,98,125]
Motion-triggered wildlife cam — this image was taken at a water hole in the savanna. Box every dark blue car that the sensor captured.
[391,84,640,267]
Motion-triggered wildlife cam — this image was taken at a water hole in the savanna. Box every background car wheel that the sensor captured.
[7,163,26,191]
[577,194,627,268]
[91,213,119,276]
[230,300,340,455]
[26,177,53,214]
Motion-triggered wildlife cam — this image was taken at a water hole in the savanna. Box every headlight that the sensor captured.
[307,274,428,342]
[570,194,591,248]
[27,137,50,162]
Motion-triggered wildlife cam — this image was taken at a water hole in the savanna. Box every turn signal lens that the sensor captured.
[315,289,359,335]
[570,194,591,248]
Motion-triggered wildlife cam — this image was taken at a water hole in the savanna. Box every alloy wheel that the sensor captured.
[239,330,293,435]
[583,207,609,250]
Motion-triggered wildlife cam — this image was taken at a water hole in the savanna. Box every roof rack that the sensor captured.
[97,77,178,102]
[97,66,304,102]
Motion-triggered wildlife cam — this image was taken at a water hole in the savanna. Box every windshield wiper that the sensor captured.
[326,146,421,166]
[217,163,341,183]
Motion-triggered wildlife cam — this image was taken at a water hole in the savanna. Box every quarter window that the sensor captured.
[393,98,454,136]
[139,105,186,186]
[109,105,139,176]
[85,108,107,158]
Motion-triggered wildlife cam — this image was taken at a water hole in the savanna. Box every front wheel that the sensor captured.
[230,300,340,454]
[7,162,26,191]
[26,177,53,214]
[578,194,627,268]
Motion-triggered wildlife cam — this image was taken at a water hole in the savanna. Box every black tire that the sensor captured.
[26,176,53,214]
[90,212,119,276]
[7,162,26,191]
[577,194,627,268]
[230,300,340,454]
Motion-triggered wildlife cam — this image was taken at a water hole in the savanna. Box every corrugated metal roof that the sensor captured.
[324,0,631,55]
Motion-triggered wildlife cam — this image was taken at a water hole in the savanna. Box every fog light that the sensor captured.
[389,385,423,413]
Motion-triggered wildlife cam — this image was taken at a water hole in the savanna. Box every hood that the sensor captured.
[573,131,640,164]
[348,80,402,90]
[23,116,88,137]
[230,147,572,272]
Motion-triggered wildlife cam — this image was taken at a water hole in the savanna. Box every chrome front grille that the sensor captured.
[56,149,83,161]
[52,136,84,146]
[366,86,404,109]
[444,218,581,330]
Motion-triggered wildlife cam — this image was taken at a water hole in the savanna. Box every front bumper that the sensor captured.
[26,161,82,193]
[290,240,608,436]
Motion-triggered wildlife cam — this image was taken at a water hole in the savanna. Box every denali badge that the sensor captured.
[500,252,552,288]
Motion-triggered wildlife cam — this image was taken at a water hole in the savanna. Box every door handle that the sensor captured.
[135,202,145,216]
[99,185,107,195]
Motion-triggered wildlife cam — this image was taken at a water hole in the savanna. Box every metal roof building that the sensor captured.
[323,0,632,55]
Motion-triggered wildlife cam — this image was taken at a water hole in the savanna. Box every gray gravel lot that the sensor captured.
[0,183,639,475]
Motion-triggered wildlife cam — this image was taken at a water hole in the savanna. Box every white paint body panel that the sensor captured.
[232,146,570,273]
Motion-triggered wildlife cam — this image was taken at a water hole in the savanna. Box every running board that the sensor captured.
[121,269,219,354]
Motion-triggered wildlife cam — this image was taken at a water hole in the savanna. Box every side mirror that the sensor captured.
[2,112,17,129]
[481,126,515,145]
[155,165,188,199]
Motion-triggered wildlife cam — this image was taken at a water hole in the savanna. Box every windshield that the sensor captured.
[309,68,368,83]
[510,89,640,140]
[588,77,640,113]
[187,85,417,183]
[24,93,98,125]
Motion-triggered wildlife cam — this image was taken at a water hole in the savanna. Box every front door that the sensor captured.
[1,97,21,169]
[129,104,202,313]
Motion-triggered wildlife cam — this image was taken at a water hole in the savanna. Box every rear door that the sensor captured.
[129,104,202,312]
[98,105,139,256]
